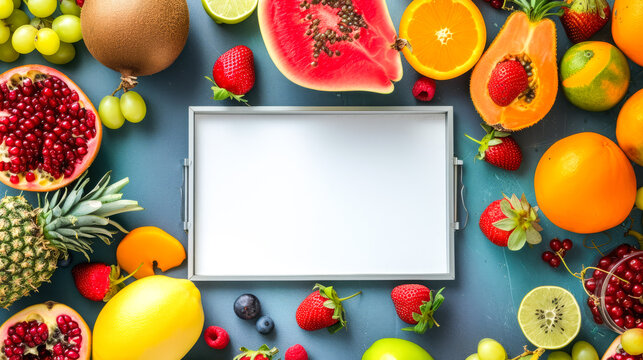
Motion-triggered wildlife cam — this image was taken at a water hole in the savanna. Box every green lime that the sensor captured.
[517,286,581,350]
[201,0,257,24]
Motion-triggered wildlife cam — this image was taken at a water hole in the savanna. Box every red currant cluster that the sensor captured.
[482,0,504,9]
[541,238,573,268]
[607,347,643,360]
[585,244,643,328]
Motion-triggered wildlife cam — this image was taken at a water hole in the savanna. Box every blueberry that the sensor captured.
[233,294,261,320]
[255,315,274,334]
[57,253,72,268]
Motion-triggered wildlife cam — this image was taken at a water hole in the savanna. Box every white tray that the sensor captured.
[184,107,460,280]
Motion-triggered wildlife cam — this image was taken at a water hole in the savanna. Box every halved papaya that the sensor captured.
[470,0,565,131]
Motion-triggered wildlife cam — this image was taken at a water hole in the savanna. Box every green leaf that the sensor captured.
[525,226,542,245]
[487,139,502,146]
[507,227,527,251]
[323,300,336,309]
[499,199,515,218]
[493,218,517,231]
[211,87,231,101]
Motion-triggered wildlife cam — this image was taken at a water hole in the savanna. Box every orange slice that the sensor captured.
[399,0,487,80]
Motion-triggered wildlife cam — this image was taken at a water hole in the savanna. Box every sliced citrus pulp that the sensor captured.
[517,286,581,350]
[202,0,258,24]
[399,0,486,80]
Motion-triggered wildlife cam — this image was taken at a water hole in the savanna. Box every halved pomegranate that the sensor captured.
[0,301,91,360]
[0,65,101,191]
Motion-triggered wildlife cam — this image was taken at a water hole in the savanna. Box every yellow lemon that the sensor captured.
[92,275,204,360]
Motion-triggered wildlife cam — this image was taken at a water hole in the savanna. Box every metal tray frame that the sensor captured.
[184,106,460,281]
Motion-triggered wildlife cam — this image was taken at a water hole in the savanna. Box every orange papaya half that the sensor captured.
[470,11,558,131]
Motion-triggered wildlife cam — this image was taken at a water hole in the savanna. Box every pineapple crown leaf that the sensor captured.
[506,0,569,21]
[493,193,543,251]
[38,171,143,258]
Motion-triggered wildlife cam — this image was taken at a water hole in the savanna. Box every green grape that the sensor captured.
[0,40,18,62]
[636,187,643,211]
[622,329,643,355]
[120,91,146,123]
[42,41,74,64]
[30,16,52,28]
[51,14,81,43]
[465,354,480,360]
[99,95,126,129]
[548,351,572,360]
[477,339,507,360]
[571,341,598,360]
[5,9,29,31]
[0,0,14,19]
[0,21,9,43]
[12,0,19,9]
[34,27,59,55]
[26,0,56,18]
[11,24,36,53]
[59,0,80,16]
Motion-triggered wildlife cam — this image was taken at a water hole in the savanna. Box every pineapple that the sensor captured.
[0,171,143,309]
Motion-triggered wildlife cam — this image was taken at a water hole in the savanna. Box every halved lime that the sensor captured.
[202,0,258,24]
[517,286,581,350]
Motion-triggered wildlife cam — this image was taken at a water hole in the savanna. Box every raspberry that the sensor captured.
[204,326,229,350]
[285,344,308,360]
[412,77,436,102]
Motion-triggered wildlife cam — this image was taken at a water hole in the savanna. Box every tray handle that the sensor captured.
[182,158,191,232]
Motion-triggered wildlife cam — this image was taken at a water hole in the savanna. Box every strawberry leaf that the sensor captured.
[323,300,336,309]
[493,218,518,231]
[402,287,445,334]
[525,226,543,245]
[500,199,514,218]
[487,139,503,146]
[507,226,527,250]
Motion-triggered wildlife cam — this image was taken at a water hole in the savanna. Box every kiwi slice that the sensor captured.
[517,286,581,349]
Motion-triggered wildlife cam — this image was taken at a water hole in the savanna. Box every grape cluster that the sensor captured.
[541,238,573,268]
[0,0,83,64]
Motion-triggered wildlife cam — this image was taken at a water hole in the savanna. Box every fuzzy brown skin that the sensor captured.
[80,0,190,77]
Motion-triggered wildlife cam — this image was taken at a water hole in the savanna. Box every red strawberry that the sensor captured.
[412,77,436,102]
[203,326,229,350]
[295,284,361,333]
[479,194,543,250]
[71,262,135,302]
[487,60,529,106]
[391,284,445,334]
[206,45,255,103]
[233,345,278,360]
[560,0,610,44]
[466,123,522,171]
[285,344,308,360]
[76,0,84,7]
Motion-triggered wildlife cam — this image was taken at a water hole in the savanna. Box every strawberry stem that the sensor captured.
[464,134,482,144]
[339,291,362,301]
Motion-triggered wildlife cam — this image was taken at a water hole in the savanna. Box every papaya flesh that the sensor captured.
[258,0,403,94]
[470,12,558,131]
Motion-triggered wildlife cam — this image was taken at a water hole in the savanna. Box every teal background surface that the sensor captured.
[1,0,642,358]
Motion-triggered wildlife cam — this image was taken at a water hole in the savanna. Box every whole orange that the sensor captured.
[534,132,636,234]
[612,0,643,66]
[617,89,643,166]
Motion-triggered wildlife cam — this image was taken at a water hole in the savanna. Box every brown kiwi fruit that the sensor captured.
[80,0,190,78]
